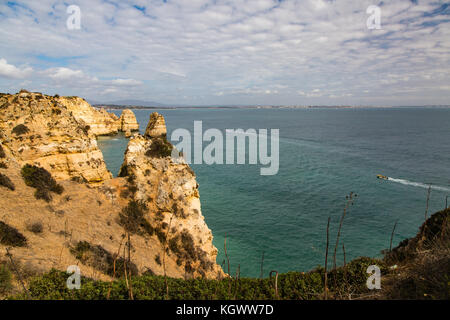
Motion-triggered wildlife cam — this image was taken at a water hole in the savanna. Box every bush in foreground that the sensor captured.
[0,264,13,295]
[10,257,387,300]
[70,241,138,278]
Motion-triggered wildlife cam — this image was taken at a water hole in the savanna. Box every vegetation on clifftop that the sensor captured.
[70,240,138,278]
[3,208,447,300]
[145,136,173,158]
[0,144,5,158]
[10,257,386,300]
[21,164,63,202]
[0,173,15,191]
[11,124,30,136]
[0,221,27,247]
[118,200,154,236]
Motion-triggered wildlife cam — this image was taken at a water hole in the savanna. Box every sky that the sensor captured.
[0,0,449,106]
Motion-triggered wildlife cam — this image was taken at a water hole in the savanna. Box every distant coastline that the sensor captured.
[94,104,450,111]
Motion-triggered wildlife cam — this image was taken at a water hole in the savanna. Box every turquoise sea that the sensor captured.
[97,107,450,277]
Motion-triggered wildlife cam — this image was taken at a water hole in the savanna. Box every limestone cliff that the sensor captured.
[118,112,222,278]
[0,91,222,281]
[57,96,140,136]
[144,112,166,138]
[58,96,120,136]
[0,91,112,183]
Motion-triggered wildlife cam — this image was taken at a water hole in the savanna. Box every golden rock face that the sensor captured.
[119,132,223,279]
[120,109,139,132]
[144,112,167,138]
[0,92,112,183]
[59,97,121,136]
[0,91,222,280]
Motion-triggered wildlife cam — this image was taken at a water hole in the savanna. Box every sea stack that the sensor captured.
[144,112,166,138]
[119,112,223,279]
[119,109,139,132]
[0,92,222,281]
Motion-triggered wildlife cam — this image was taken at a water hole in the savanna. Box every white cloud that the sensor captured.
[298,89,323,98]
[0,58,32,79]
[0,0,448,105]
[102,88,118,95]
[48,67,85,80]
[110,78,143,86]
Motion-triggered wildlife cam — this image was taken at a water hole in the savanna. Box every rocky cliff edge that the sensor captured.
[0,90,223,281]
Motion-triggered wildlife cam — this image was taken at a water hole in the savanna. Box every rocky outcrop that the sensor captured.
[58,96,120,136]
[58,97,140,136]
[0,91,223,281]
[119,109,139,132]
[119,112,222,279]
[145,112,166,138]
[0,91,112,183]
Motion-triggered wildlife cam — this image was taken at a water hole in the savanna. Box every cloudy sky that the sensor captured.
[0,0,449,106]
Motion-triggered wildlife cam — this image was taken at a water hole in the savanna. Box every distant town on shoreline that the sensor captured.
[94,104,450,111]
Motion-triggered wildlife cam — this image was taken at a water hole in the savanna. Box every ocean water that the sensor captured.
[98,107,450,277]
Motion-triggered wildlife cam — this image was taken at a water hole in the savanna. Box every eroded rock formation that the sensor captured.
[0,91,112,183]
[59,96,121,136]
[119,109,139,132]
[0,90,222,280]
[145,112,166,138]
[119,113,222,278]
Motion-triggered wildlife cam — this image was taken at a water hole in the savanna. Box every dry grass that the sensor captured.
[382,208,450,299]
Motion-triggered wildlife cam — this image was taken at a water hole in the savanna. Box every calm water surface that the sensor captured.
[98,107,450,277]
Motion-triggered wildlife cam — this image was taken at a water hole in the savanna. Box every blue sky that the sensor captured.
[0,0,449,106]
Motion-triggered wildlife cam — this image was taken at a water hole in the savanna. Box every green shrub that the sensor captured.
[70,241,91,260]
[21,164,63,202]
[128,185,138,195]
[10,256,390,300]
[11,124,30,136]
[154,254,162,266]
[180,230,196,260]
[169,236,181,255]
[145,137,173,158]
[155,227,166,243]
[0,264,13,295]
[118,200,153,236]
[0,221,27,247]
[82,125,90,135]
[0,173,15,191]
[70,241,137,277]
[26,221,43,234]
[120,188,130,199]
[126,174,136,184]
[0,144,5,158]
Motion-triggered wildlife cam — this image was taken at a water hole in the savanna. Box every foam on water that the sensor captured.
[388,177,450,192]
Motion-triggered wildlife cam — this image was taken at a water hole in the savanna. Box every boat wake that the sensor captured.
[388,177,450,192]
